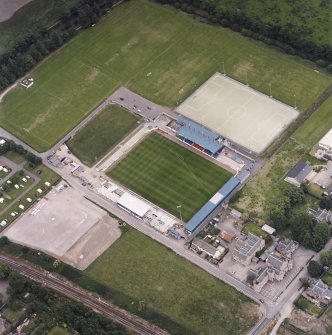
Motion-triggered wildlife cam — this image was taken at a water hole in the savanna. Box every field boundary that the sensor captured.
[263,84,332,157]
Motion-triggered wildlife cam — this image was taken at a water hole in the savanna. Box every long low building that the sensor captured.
[117,192,151,220]
[184,177,240,233]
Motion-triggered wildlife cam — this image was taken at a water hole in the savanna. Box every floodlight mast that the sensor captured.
[177,205,183,222]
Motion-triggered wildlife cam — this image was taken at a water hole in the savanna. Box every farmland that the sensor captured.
[0,0,331,151]
[85,227,259,335]
[68,105,141,166]
[107,132,232,221]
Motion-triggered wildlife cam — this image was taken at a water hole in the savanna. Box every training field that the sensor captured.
[68,105,141,166]
[0,0,331,152]
[177,73,299,153]
[86,228,259,335]
[107,132,232,221]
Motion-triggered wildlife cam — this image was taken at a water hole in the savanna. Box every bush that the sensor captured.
[307,260,323,278]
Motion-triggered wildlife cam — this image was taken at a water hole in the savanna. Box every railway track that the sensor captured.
[0,256,168,335]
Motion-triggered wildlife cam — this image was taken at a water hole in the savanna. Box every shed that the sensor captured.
[262,224,276,235]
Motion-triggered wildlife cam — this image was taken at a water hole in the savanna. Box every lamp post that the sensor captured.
[294,94,297,109]
[269,83,272,97]
[177,205,183,222]
[222,61,225,76]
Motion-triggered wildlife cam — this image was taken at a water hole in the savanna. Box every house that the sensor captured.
[232,233,265,266]
[308,208,332,224]
[219,230,236,243]
[251,267,270,293]
[191,238,225,260]
[251,253,293,292]
[307,279,332,302]
[276,239,299,258]
[284,161,312,187]
[266,253,293,281]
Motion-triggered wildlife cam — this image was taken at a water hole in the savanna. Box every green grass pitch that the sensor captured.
[107,132,232,221]
[0,0,331,152]
[85,227,259,335]
[68,105,141,166]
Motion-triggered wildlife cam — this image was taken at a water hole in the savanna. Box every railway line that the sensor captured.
[0,255,168,335]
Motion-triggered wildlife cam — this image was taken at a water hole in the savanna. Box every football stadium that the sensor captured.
[176,72,299,153]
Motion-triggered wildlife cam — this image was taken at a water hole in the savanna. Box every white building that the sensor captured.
[117,192,151,220]
[319,129,332,152]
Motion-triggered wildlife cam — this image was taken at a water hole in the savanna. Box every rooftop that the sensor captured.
[319,128,332,147]
[286,161,312,182]
[176,117,223,154]
[117,192,151,218]
[233,233,264,260]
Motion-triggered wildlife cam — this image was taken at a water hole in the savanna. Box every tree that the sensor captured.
[320,195,332,210]
[289,209,312,244]
[307,260,323,278]
[311,222,330,251]
[328,64,332,74]
[0,264,10,279]
[320,250,332,266]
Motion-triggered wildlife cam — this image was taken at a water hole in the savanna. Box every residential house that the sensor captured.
[191,238,225,260]
[284,161,312,187]
[307,279,332,303]
[276,239,299,258]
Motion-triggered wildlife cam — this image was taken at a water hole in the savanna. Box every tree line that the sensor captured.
[2,268,131,335]
[0,139,41,166]
[269,184,330,252]
[155,0,332,72]
[0,0,114,92]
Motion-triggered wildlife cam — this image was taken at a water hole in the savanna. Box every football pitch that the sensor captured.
[0,0,331,152]
[107,132,232,221]
[177,73,299,153]
[68,105,141,166]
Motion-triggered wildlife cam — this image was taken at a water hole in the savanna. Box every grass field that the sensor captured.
[47,326,71,335]
[0,0,79,55]
[108,132,232,221]
[0,0,331,152]
[68,105,140,166]
[85,227,259,335]
[293,96,332,148]
[217,1,332,47]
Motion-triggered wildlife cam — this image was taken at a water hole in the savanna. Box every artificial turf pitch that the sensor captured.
[68,105,140,166]
[107,132,232,221]
[0,0,331,152]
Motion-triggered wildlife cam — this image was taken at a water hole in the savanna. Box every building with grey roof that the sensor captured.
[191,238,225,260]
[308,207,332,224]
[307,279,332,302]
[232,233,265,266]
[284,161,312,187]
[276,239,299,258]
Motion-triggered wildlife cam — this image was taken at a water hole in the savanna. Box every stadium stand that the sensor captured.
[184,165,252,234]
[176,118,223,157]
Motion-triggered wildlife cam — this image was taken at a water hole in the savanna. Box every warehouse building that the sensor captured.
[176,118,224,157]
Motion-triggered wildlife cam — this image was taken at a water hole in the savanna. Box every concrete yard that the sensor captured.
[176,72,299,153]
[4,183,121,269]
[0,0,33,22]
